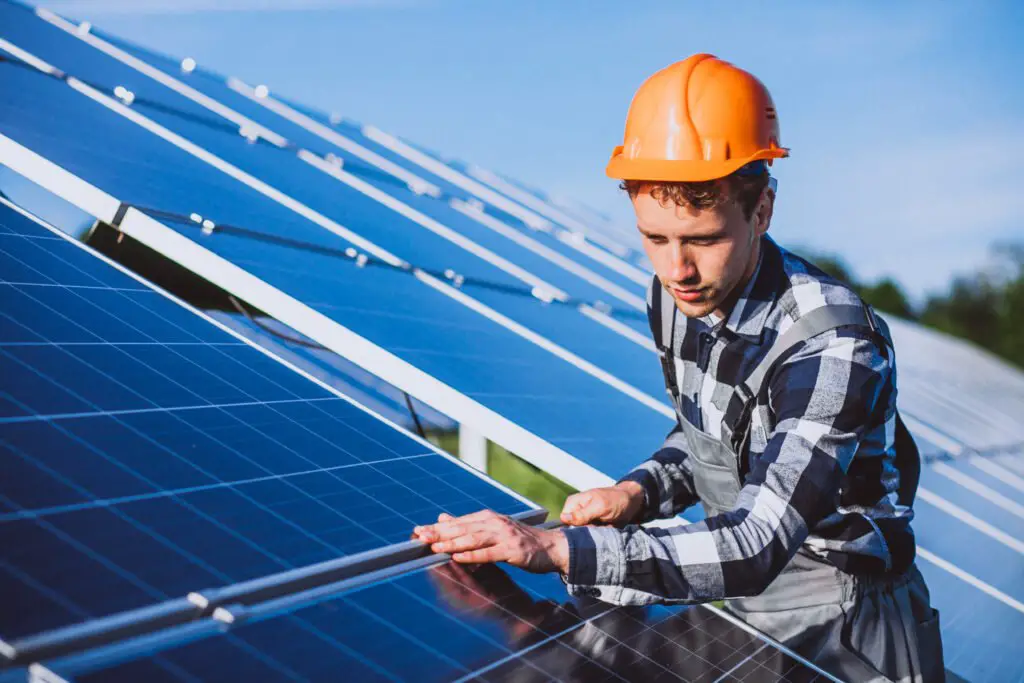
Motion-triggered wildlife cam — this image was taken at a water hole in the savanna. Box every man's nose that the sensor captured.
[666,244,698,284]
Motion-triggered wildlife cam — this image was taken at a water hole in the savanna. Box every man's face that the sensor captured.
[633,185,770,319]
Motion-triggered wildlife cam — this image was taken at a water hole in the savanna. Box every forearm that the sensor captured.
[562,522,729,605]
[561,501,813,606]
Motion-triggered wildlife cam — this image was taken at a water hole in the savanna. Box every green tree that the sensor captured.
[919,242,1023,369]
[861,278,916,320]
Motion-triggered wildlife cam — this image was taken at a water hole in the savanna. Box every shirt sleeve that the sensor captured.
[617,424,702,523]
[563,331,891,605]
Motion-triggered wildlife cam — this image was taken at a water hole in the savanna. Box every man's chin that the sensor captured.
[672,297,718,319]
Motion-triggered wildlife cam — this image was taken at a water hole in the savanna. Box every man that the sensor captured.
[414,54,944,682]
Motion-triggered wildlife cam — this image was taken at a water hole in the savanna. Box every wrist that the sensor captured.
[613,480,646,520]
[546,528,570,574]
[614,480,644,497]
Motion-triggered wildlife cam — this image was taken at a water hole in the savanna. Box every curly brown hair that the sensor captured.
[620,171,770,220]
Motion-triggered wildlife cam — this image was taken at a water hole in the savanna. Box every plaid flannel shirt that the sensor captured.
[563,237,914,605]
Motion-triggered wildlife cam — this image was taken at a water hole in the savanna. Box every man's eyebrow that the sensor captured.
[637,227,729,240]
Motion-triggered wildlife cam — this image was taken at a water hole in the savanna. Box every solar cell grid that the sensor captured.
[0,199,532,643]
[206,309,457,432]
[36,563,828,683]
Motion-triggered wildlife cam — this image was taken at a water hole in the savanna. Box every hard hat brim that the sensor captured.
[605,147,789,182]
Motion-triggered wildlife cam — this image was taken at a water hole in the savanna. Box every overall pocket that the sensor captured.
[683,423,743,514]
[690,456,743,513]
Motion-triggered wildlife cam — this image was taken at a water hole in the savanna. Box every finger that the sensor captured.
[560,492,590,522]
[564,493,601,524]
[452,545,507,565]
[414,511,466,540]
[439,509,501,525]
[434,517,509,544]
[420,517,502,543]
[431,530,496,555]
[413,523,444,543]
[559,493,583,521]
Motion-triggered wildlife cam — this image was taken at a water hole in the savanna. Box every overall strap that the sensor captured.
[741,304,879,398]
[650,281,681,408]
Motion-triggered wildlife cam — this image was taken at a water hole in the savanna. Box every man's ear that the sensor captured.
[753,185,775,237]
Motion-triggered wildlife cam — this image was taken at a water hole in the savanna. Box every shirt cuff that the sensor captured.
[562,525,626,603]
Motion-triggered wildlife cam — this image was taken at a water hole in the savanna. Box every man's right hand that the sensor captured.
[559,481,645,527]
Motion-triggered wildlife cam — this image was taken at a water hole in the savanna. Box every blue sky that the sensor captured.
[39,0,1024,302]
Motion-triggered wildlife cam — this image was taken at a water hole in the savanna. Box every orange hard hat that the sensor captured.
[606,53,789,182]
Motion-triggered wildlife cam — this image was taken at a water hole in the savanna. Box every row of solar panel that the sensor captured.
[0,192,828,682]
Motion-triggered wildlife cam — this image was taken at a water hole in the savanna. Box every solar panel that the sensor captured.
[206,310,457,433]
[0,197,535,651]
[33,563,830,683]
[0,4,675,490]
[22,6,655,330]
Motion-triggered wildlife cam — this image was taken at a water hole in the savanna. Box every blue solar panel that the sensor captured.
[35,564,827,683]
[0,4,674,482]
[0,199,533,642]
[4,5,654,336]
[208,311,457,433]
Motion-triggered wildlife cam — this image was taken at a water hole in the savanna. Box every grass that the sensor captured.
[426,430,577,520]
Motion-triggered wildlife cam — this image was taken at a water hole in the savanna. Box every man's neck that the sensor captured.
[710,237,763,323]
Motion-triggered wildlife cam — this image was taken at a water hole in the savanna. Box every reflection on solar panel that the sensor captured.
[0,198,533,650]
[36,564,828,683]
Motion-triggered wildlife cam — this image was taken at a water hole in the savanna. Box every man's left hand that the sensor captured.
[413,510,569,574]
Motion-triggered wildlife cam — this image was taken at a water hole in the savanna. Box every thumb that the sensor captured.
[560,492,588,523]
[565,492,607,525]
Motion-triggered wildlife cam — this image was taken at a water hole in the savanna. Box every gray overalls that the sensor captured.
[658,302,945,683]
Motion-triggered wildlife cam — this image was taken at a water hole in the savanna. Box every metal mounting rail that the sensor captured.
[2,508,548,665]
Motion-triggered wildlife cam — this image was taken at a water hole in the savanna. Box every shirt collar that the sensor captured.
[708,236,783,343]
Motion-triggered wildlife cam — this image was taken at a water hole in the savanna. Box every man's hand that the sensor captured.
[413,510,569,574]
[560,481,645,527]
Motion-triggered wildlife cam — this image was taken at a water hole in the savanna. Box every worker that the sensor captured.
[414,54,944,682]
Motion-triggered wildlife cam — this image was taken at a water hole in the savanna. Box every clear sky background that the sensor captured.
[40,0,1024,303]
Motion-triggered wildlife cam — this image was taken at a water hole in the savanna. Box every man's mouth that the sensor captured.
[670,287,705,302]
